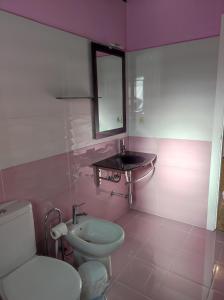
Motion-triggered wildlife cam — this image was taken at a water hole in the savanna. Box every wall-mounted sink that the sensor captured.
[119,153,145,165]
[92,150,157,207]
[93,150,156,171]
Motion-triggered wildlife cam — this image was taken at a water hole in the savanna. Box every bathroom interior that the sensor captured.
[1,1,224,300]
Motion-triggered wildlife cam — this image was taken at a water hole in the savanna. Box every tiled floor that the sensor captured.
[106,210,224,300]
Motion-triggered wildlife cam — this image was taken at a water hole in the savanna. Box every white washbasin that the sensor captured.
[66,218,124,258]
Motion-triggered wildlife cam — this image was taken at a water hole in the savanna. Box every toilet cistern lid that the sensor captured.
[2,256,81,300]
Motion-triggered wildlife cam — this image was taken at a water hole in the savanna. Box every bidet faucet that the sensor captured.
[72,202,87,225]
[120,139,126,154]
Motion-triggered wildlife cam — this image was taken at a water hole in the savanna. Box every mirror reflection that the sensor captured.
[97,52,123,131]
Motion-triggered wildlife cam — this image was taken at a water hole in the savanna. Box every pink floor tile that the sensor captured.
[212,264,224,294]
[162,225,189,247]
[145,224,189,253]
[182,234,210,255]
[216,243,224,265]
[117,257,154,293]
[117,234,146,257]
[215,242,224,261]
[111,249,132,280]
[171,250,214,287]
[151,272,209,300]
[216,230,224,243]
[207,289,224,300]
[161,217,193,233]
[108,211,224,299]
[106,281,151,300]
[142,266,167,299]
[123,215,163,243]
[135,242,177,270]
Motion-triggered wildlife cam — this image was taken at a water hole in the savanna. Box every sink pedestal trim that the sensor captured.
[125,170,133,206]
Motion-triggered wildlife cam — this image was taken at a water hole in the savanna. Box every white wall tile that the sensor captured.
[128,37,219,141]
[0,12,126,169]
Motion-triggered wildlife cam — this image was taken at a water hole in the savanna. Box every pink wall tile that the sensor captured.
[157,138,212,171]
[2,153,70,204]
[155,166,209,226]
[0,0,126,48]
[126,0,224,51]
[68,139,128,221]
[129,136,211,228]
[1,139,129,252]
[128,136,158,154]
[2,153,71,246]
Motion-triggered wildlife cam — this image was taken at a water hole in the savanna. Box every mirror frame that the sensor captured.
[91,42,126,139]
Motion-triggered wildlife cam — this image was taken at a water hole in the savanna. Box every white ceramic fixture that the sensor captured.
[66,218,124,257]
[66,217,124,278]
[0,200,82,300]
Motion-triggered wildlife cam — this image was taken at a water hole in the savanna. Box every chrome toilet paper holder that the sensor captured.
[44,207,65,260]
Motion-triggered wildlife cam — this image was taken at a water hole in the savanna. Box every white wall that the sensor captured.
[128,37,219,141]
[207,16,224,230]
[0,11,126,169]
[127,37,219,228]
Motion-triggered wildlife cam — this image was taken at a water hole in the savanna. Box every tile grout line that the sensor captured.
[168,225,194,271]
[112,254,135,283]
[113,280,153,300]
[114,210,224,299]
[205,237,224,298]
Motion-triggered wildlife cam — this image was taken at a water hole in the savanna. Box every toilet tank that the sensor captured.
[0,200,36,277]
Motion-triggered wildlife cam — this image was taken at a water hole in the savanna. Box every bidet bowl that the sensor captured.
[66,218,124,258]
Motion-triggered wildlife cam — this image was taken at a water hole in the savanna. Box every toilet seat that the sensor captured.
[2,255,81,300]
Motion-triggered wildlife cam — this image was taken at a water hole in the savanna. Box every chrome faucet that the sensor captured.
[72,202,87,224]
[120,139,126,154]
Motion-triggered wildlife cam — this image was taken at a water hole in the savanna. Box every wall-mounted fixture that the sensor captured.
[91,42,126,139]
[93,150,157,207]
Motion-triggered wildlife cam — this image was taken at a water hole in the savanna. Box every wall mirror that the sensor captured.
[91,42,126,139]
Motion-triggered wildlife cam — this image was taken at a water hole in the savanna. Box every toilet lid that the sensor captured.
[2,256,81,300]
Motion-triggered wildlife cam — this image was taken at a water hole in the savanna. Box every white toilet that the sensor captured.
[0,200,82,300]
